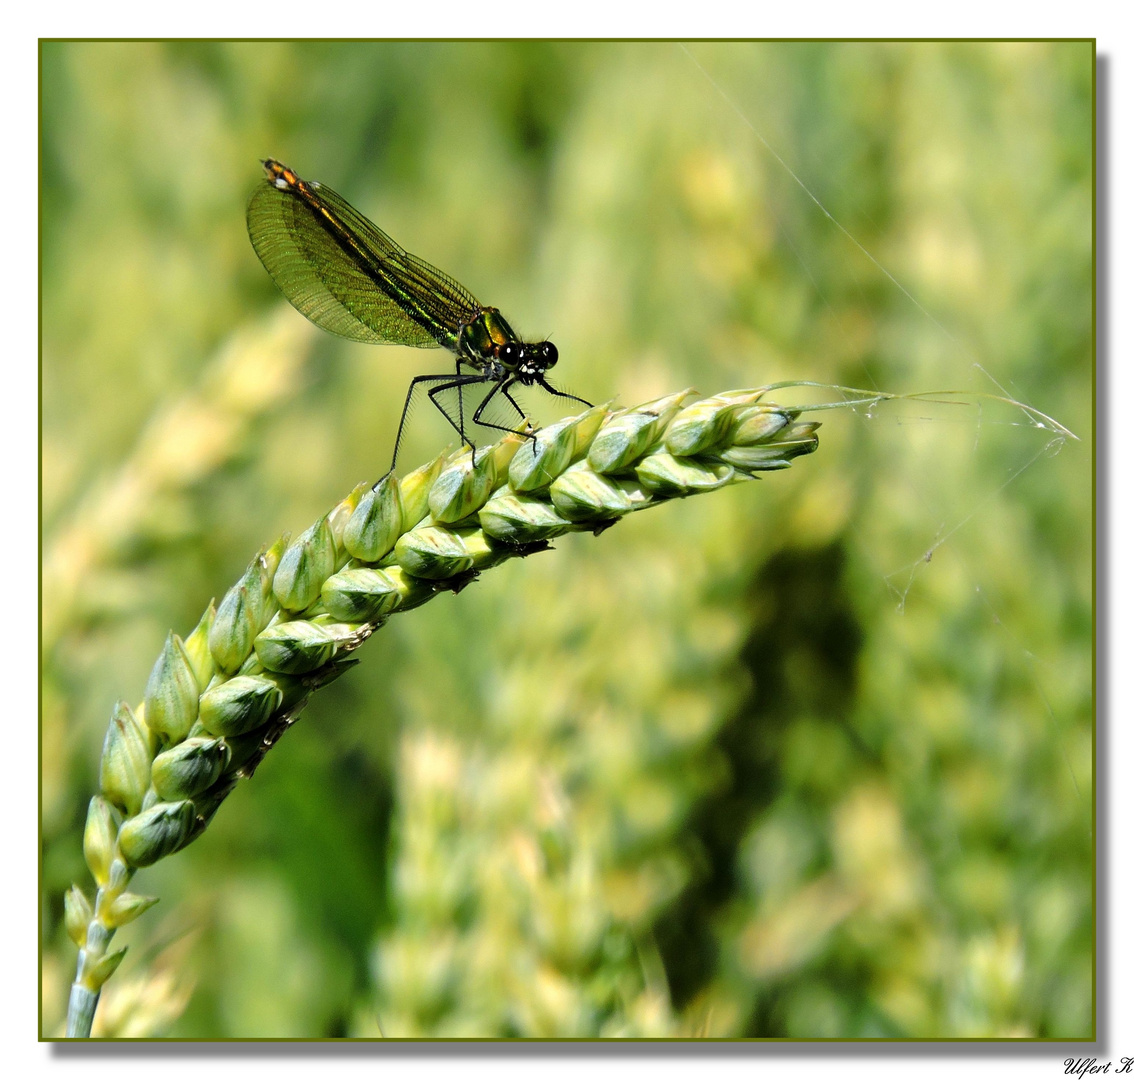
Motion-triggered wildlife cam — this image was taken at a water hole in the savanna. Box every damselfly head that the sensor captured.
[502,340,558,383]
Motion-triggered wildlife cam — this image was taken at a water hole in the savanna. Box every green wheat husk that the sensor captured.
[64,385,820,1038]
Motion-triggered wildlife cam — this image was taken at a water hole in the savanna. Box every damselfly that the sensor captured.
[247,159,590,471]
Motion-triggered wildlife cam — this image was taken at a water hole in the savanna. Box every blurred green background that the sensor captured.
[40,41,1093,1038]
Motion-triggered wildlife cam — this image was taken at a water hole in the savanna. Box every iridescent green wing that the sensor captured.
[247,176,483,350]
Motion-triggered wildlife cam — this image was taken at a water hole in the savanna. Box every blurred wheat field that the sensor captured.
[40,41,1093,1038]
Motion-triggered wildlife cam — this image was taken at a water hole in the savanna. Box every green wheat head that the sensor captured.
[64,385,819,1037]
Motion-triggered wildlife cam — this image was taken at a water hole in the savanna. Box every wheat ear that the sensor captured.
[64,385,819,1038]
